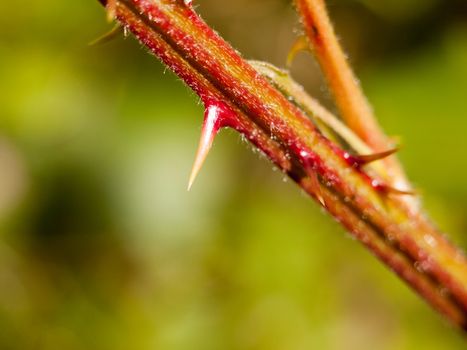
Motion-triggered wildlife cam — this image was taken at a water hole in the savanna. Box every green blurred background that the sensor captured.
[0,0,467,349]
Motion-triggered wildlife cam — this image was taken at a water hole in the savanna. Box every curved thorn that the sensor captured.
[371,179,416,196]
[345,148,398,168]
[357,148,398,165]
[287,35,310,68]
[386,186,416,196]
[89,24,123,46]
[310,172,326,207]
[295,147,325,207]
[187,103,223,191]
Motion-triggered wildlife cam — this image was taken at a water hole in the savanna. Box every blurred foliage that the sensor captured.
[0,0,466,349]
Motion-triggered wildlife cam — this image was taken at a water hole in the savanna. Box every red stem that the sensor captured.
[96,0,467,330]
[293,0,413,203]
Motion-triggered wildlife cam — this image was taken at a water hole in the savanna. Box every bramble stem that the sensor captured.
[96,0,467,330]
[293,0,412,193]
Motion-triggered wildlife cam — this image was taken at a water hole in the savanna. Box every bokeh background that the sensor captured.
[1,0,467,349]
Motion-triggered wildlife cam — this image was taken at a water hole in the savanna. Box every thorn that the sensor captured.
[298,148,325,206]
[187,103,225,191]
[344,148,398,168]
[310,172,326,207]
[371,179,416,196]
[106,0,117,22]
[385,186,416,196]
[357,148,398,165]
[287,35,310,68]
[88,24,123,46]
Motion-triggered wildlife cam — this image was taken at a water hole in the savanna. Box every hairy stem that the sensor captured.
[293,0,412,194]
[96,0,467,329]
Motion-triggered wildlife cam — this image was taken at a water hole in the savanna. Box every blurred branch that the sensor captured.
[293,0,411,193]
[95,0,467,330]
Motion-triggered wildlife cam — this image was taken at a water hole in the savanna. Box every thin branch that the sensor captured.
[96,0,467,330]
[293,0,412,194]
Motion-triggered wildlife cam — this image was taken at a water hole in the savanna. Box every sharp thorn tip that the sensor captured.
[372,180,416,196]
[309,172,326,207]
[187,103,223,191]
[351,148,398,167]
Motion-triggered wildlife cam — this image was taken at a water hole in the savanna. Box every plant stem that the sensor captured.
[293,0,411,193]
[96,0,467,329]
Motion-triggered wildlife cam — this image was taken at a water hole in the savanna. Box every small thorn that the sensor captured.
[187,103,224,191]
[88,24,123,46]
[371,179,415,196]
[287,35,310,68]
[295,147,324,205]
[386,186,416,196]
[106,0,117,22]
[344,148,398,168]
[357,148,398,165]
[310,172,326,207]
